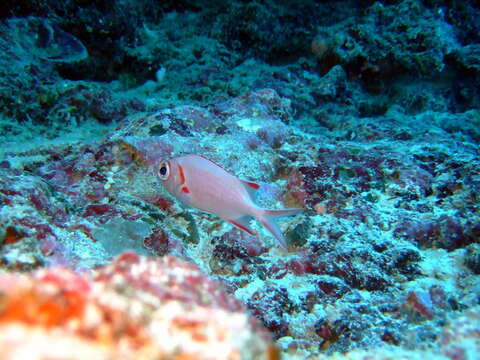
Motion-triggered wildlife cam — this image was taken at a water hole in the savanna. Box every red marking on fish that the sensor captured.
[181,186,190,194]
[178,165,186,185]
[228,219,256,235]
[244,181,260,189]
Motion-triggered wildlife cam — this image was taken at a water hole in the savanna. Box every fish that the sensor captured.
[157,154,303,249]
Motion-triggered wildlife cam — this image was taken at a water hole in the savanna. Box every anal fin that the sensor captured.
[227,216,256,236]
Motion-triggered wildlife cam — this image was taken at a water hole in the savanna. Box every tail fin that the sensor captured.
[258,208,303,250]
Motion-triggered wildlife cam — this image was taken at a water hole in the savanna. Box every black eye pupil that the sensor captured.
[159,166,167,175]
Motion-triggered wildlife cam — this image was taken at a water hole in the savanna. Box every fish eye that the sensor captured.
[157,162,170,180]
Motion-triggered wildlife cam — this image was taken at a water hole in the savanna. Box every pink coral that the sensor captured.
[0,252,278,360]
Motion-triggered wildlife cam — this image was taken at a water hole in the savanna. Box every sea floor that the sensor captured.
[0,1,479,359]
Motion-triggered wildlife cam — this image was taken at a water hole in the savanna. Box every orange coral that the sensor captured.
[0,253,276,359]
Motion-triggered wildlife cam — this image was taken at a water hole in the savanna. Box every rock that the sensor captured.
[0,252,278,360]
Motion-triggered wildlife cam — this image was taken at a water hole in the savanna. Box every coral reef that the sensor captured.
[0,252,277,359]
[0,0,479,359]
[1,87,479,358]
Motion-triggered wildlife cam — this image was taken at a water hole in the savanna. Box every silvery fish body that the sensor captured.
[157,154,303,249]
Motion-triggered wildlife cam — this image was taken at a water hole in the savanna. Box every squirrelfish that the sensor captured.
[157,154,303,249]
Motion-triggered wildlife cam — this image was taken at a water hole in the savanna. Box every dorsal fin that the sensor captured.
[240,179,261,197]
[199,155,228,171]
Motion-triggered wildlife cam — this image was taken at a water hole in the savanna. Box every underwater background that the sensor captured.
[0,0,479,359]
